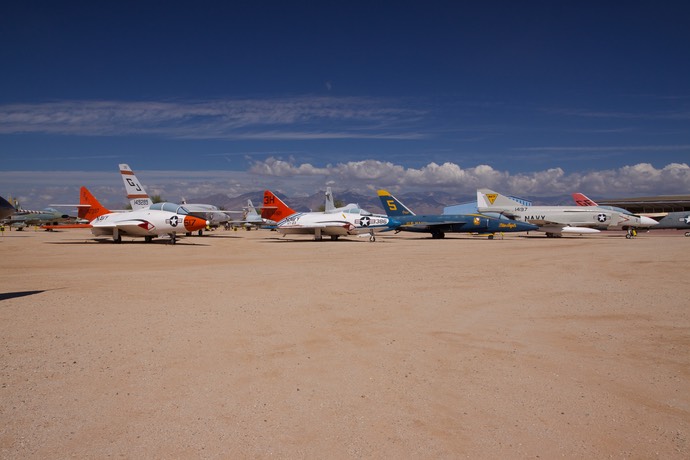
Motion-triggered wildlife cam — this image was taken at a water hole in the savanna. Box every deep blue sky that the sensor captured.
[1,1,689,207]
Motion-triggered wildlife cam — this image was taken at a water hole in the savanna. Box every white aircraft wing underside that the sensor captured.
[92,219,153,235]
[277,222,354,236]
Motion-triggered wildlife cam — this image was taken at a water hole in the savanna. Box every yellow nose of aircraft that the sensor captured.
[183,215,208,232]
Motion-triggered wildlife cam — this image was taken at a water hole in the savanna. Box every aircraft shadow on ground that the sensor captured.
[46,239,212,246]
[197,234,245,240]
[260,236,376,243]
[0,290,47,301]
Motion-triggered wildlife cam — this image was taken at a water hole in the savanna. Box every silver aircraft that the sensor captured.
[477,188,655,238]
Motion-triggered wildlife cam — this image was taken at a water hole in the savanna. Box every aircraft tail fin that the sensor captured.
[476,188,524,209]
[324,187,336,213]
[79,186,110,220]
[0,195,14,211]
[261,190,296,222]
[119,164,151,210]
[377,189,415,217]
[245,199,260,220]
[572,192,598,207]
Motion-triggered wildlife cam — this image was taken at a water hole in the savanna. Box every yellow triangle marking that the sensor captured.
[487,193,498,205]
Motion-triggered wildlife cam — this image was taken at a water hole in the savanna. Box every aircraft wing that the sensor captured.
[525,218,561,226]
[93,219,153,234]
[278,221,355,236]
[398,219,468,231]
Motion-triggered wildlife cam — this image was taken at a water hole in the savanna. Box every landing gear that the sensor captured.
[170,233,177,245]
[144,236,153,243]
[431,230,445,239]
[545,232,562,238]
[112,229,121,243]
[685,232,690,237]
[625,228,638,239]
[369,230,376,242]
[330,235,339,241]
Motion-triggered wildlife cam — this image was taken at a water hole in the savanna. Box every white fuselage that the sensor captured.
[276,208,394,238]
[479,204,649,231]
[90,208,206,239]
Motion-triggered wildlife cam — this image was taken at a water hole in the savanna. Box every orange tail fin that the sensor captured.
[261,190,296,222]
[79,186,111,220]
[571,192,598,207]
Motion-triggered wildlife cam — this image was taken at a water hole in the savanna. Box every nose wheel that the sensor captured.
[625,228,638,239]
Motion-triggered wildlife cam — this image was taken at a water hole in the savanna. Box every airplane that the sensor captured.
[377,189,538,239]
[228,199,273,230]
[261,189,398,241]
[77,186,208,243]
[571,192,660,238]
[654,212,690,236]
[120,164,237,234]
[1,200,78,230]
[477,188,654,238]
[572,192,685,236]
[0,196,16,221]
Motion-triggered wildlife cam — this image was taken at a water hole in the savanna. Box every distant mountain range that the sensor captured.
[186,190,478,215]
[186,189,577,215]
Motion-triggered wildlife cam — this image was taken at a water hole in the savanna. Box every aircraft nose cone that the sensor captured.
[639,216,658,227]
[519,221,539,231]
[183,215,207,231]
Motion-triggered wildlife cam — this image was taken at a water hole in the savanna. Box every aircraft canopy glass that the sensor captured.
[149,202,189,215]
[342,204,371,216]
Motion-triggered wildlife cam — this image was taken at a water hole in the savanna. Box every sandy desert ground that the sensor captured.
[0,227,688,459]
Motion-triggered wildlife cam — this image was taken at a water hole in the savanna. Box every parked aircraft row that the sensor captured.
[3,163,688,242]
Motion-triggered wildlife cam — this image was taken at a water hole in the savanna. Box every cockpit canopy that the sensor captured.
[149,202,189,215]
[336,203,370,216]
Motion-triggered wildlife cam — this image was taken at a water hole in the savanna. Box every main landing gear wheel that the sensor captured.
[369,234,376,242]
[431,230,445,239]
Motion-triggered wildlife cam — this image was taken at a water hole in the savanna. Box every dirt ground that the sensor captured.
[0,227,688,458]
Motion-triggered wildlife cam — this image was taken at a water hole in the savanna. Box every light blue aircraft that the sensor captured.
[2,202,78,230]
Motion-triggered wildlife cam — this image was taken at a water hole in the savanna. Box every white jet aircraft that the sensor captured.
[261,189,398,241]
[78,186,208,243]
[228,199,273,230]
[477,188,654,238]
[571,192,658,237]
[119,164,238,234]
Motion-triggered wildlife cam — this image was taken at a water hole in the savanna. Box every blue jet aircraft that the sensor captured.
[377,189,538,239]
